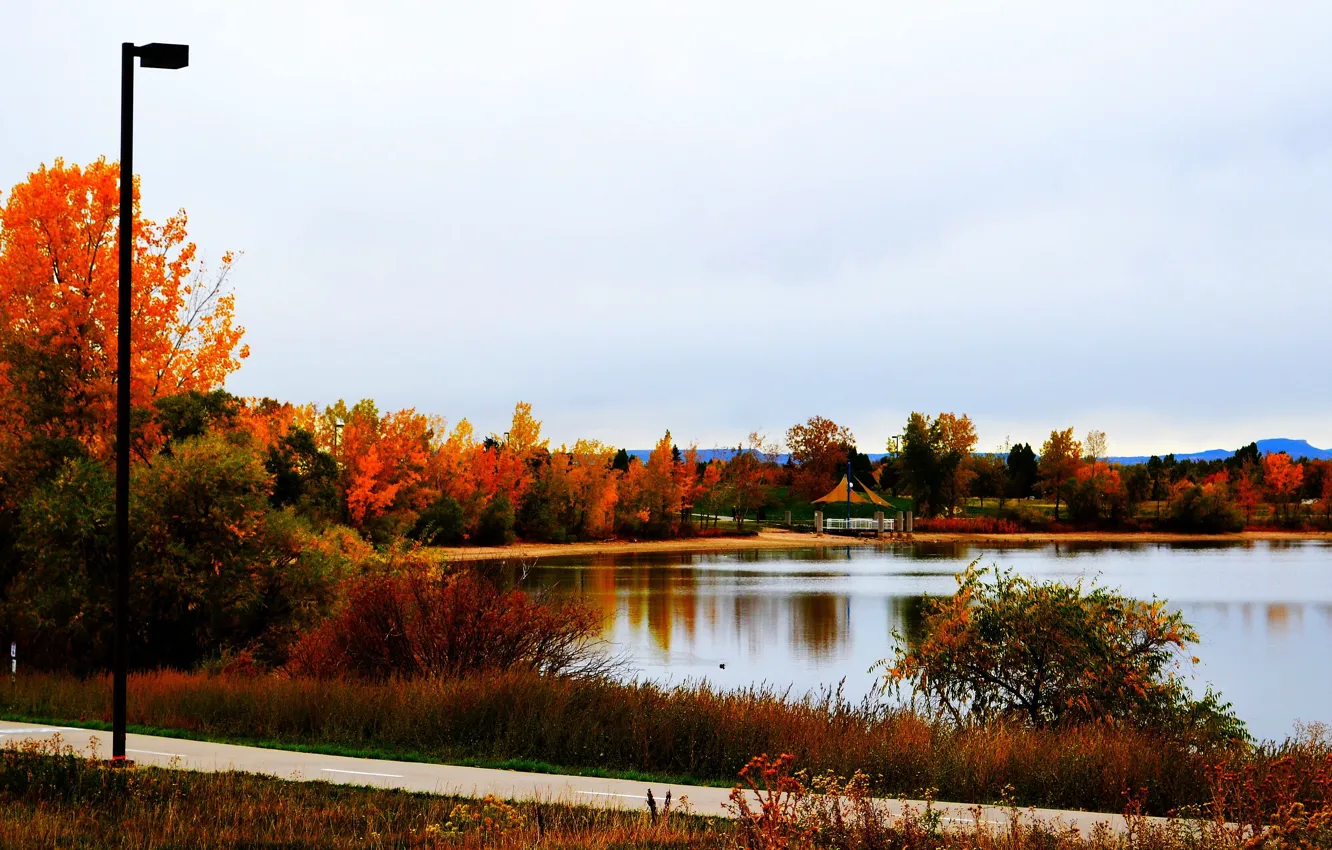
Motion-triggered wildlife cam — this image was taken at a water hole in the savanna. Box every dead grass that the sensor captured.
[1,669,1290,815]
[0,736,726,849]
[4,738,1332,849]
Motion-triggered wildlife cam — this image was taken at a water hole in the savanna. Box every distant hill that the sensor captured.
[624,448,897,465]
[1106,439,1331,465]
[625,448,792,465]
[626,439,1332,466]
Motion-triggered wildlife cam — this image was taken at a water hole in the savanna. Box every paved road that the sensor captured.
[1,721,1154,835]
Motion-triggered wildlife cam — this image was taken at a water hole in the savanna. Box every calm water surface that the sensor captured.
[519,541,1332,742]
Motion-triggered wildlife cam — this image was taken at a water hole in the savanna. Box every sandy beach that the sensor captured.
[433,527,1331,561]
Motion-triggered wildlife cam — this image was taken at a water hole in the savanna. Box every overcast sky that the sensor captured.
[5,1,1331,455]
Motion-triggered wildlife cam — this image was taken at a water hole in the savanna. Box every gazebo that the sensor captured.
[812,475,893,507]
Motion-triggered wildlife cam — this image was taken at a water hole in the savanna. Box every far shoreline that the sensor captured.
[434,527,1332,561]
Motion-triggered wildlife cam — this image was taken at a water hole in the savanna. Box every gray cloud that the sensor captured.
[4,0,1330,455]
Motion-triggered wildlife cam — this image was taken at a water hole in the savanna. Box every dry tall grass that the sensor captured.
[4,738,1331,849]
[725,750,1332,850]
[0,736,725,849]
[3,669,1291,815]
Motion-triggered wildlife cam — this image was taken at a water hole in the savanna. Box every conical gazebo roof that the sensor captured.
[811,475,892,507]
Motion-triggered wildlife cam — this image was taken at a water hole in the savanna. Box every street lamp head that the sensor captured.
[137,43,189,70]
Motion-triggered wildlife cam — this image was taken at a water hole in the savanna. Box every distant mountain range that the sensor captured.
[1105,439,1332,464]
[627,439,1332,466]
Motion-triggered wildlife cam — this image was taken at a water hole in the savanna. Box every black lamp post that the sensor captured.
[114,40,189,764]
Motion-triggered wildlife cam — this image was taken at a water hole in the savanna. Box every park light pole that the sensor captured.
[115,40,189,764]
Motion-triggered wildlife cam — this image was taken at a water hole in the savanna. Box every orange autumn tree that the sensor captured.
[426,418,486,523]
[235,396,300,451]
[1263,452,1305,524]
[1039,428,1082,522]
[640,431,686,533]
[562,439,619,538]
[720,433,776,527]
[415,402,552,540]
[935,412,978,516]
[786,415,855,499]
[486,401,549,504]
[1072,460,1125,522]
[0,158,247,484]
[616,432,687,535]
[692,460,725,527]
[521,438,621,541]
[322,399,435,533]
[1233,467,1262,526]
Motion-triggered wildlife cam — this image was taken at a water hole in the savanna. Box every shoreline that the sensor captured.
[434,527,1331,561]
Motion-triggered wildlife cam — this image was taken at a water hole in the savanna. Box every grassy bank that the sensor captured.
[5,738,1328,849]
[0,737,728,849]
[0,669,1271,815]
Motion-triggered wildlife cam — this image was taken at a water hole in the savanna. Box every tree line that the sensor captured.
[3,159,1330,675]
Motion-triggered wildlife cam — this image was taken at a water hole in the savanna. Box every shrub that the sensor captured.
[727,748,1332,850]
[286,565,610,680]
[131,433,347,668]
[8,458,115,672]
[1002,501,1052,530]
[878,563,1247,746]
[913,516,1023,534]
[1064,472,1131,526]
[264,425,339,520]
[6,435,347,671]
[517,485,568,543]
[474,493,516,545]
[1169,484,1244,533]
[409,494,465,545]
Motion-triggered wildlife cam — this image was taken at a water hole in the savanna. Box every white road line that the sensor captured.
[577,791,648,800]
[0,727,70,734]
[128,749,185,757]
[321,768,404,778]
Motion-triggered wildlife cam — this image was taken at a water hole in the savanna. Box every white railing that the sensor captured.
[822,517,895,531]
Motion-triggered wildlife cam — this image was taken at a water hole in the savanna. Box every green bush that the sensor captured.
[474,493,516,545]
[9,458,115,671]
[516,486,568,543]
[5,434,346,671]
[264,426,339,521]
[1169,485,1244,533]
[879,563,1247,747]
[409,494,466,545]
[1000,502,1050,530]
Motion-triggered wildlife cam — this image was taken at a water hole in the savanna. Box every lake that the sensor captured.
[519,541,1332,742]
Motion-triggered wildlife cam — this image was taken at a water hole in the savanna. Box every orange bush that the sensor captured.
[914,516,1023,534]
[285,565,609,680]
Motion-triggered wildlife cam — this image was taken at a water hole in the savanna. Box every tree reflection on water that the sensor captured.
[512,541,1332,740]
